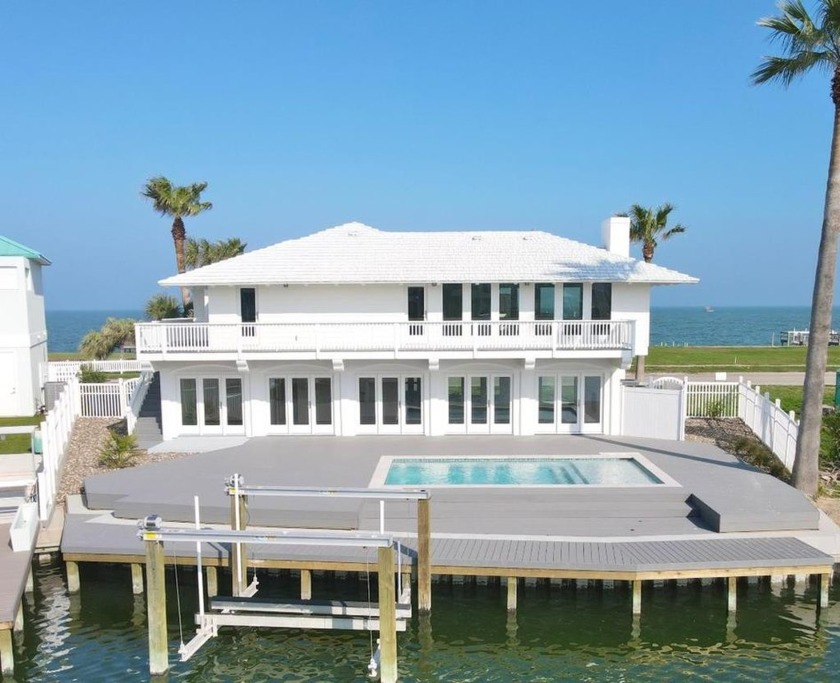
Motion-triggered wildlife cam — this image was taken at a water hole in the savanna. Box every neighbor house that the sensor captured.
[0,236,50,417]
[135,219,696,440]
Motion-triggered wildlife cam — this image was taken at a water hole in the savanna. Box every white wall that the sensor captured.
[0,257,48,416]
[612,283,650,356]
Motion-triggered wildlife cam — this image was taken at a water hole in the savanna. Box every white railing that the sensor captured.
[79,377,139,418]
[38,377,81,521]
[738,381,798,471]
[684,381,740,418]
[135,319,634,355]
[126,370,154,434]
[47,359,142,382]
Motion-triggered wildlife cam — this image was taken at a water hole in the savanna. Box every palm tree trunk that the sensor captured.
[793,82,840,496]
[642,242,654,262]
[171,216,191,310]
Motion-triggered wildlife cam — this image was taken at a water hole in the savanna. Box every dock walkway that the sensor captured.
[0,523,34,675]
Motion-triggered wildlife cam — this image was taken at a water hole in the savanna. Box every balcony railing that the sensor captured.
[135,319,634,356]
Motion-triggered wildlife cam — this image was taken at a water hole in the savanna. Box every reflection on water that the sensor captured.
[12,562,840,682]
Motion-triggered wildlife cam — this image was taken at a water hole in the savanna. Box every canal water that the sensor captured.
[12,560,840,682]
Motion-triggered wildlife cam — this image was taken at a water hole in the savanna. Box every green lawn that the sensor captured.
[759,385,834,415]
[645,346,840,373]
[0,414,45,455]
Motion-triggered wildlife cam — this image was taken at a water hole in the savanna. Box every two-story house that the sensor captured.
[135,219,696,440]
[0,236,50,417]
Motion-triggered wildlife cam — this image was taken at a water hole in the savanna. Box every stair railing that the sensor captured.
[126,370,155,435]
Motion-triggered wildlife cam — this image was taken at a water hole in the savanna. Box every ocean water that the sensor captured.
[46,307,834,352]
[12,560,840,682]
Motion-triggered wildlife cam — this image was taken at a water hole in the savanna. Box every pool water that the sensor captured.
[383,456,664,487]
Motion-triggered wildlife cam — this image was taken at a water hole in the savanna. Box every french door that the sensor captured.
[537,374,603,433]
[267,376,334,435]
[447,375,513,434]
[179,377,245,435]
[358,376,423,434]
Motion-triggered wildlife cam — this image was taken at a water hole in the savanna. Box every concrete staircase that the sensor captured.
[134,372,163,450]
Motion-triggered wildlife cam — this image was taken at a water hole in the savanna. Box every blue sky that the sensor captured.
[0,1,832,309]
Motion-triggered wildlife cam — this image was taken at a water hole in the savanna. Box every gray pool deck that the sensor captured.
[61,435,840,579]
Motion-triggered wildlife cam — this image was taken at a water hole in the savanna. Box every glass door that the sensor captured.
[179,377,245,435]
[447,375,513,434]
[536,373,602,434]
[269,376,333,435]
[358,376,423,434]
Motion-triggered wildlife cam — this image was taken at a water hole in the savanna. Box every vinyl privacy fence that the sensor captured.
[637,377,799,471]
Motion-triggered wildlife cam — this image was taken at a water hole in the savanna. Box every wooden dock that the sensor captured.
[0,523,35,675]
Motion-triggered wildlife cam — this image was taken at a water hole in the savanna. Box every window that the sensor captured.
[493,376,511,425]
[563,284,583,320]
[226,378,243,426]
[538,376,555,424]
[471,283,491,321]
[584,376,602,424]
[180,379,197,426]
[240,288,257,322]
[314,378,332,425]
[407,287,425,321]
[591,283,612,320]
[443,284,463,320]
[448,377,465,424]
[499,284,519,320]
[359,378,376,425]
[535,284,554,320]
[269,378,286,425]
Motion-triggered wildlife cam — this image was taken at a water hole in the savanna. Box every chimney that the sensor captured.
[601,216,630,257]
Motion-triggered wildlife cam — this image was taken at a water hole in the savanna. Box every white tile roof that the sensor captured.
[160,222,698,287]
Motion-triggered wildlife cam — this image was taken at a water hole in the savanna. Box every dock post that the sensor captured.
[25,568,34,593]
[66,561,80,594]
[145,535,168,675]
[378,546,398,683]
[727,577,737,612]
[131,563,144,595]
[13,604,23,633]
[206,566,218,598]
[820,573,830,609]
[300,569,312,600]
[229,475,248,596]
[0,629,13,675]
[507,577,518,612]
[631,580,642,615]
[417,497,432,614]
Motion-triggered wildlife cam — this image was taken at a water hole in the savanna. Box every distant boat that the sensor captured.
[704,306,714,313]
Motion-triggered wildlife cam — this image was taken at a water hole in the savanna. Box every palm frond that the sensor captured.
[752,50,833,86]
[660,225,686,240]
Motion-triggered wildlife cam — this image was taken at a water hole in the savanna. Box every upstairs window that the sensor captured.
[442,284,463,320]
[240,288,257,323]
[471,283,491,321]
[407,286,425,321]
[499,283,519,320]
[535,283,554,320]
[562,283,583,320]
[591,283,612,320]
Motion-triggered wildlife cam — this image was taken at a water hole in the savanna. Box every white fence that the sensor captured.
[640,377,799,472]
[38,377,81,521]
[623,385,685,440]
[47,359,142,383]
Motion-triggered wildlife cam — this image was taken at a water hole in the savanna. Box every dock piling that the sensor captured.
[66,561,80,594]
[417,497,431,614]
[820,573,830,609]
[206,566,218,597]
[145,534,168,675]
[377,546,398,683]
[25,569,34,593]
[632,580,642,615]
[507,577,518,612]
[727,577,737,612]
[0,629,13,675]
[13,604,23,633]
[131,563,144,595]
[300,569,312,600]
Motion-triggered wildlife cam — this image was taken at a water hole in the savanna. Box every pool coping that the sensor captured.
[367,451,683,489]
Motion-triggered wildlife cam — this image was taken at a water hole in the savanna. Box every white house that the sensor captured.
[135,219,697,440]
[0,236,50,417]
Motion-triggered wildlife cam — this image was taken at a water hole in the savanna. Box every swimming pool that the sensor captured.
[371,454,675,488]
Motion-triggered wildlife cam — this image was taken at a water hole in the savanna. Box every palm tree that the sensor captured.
[628,204,686,263]
[184,237,246,270]
[145,293,182,321]
[78,318,137,359]
[753,0,840,496]
[141,176,213,308]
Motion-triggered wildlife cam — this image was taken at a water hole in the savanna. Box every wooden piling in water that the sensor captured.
[507,577,518,612]
[0,629,13,675]
[145,537,168,675]
[66,561,80,594]
[300,569,312,600]
[378,546,398,683]
[727,577,737,612]
[131,563,144,594]
[632,580,642,615]
[206,566,218,597]
[417,497,432,614]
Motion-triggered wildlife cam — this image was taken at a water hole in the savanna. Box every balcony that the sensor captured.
[135,319,635,359]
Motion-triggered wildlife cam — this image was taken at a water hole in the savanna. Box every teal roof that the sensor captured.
[0,235,50,265]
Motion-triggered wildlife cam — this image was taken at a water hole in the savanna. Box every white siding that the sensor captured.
[612,283,650,356]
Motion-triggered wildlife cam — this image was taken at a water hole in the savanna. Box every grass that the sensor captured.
[48,352,137,361]
[644,346,840,373]
[0,414,45,455]
[758,385,834,415]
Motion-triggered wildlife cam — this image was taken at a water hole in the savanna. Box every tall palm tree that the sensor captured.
[141,176,213,308]
[753,0,840,496]
[184,237,246,270]
[628,204,686,263]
